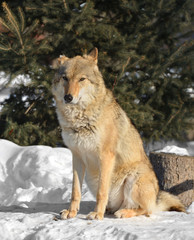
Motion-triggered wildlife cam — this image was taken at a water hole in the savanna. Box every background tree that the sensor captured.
[0,0,193,146]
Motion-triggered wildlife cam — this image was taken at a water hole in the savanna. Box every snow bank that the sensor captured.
[0,139,94,206]
[0,139,193,240]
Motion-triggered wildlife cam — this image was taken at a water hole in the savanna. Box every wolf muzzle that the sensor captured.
[64,94,73,103]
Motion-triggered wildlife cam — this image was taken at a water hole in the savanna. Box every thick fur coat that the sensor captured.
[52,48,185,220]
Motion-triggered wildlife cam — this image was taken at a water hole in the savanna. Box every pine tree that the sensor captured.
[0,1,60,146]
[0,0,193,146]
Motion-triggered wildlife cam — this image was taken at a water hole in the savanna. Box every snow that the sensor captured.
[156,145,190,156]
[0,72,31,88]
[0,72,31,111]
[0,139,193,240]
[145,140,194,157]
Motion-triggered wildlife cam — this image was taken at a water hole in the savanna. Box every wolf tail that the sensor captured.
[155,190,186,213]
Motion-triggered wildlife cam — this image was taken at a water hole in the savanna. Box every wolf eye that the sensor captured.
[79,77,86,82]
[62,75,68,81]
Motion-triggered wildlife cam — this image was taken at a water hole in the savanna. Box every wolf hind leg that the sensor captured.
[114,208,147,218]
[114,174,158,218]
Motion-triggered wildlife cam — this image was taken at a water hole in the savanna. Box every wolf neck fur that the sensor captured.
[56,77,109,130]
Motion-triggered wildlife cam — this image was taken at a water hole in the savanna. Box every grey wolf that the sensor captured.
[52,48,185,220]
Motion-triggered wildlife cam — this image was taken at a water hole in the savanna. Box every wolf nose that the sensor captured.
[64,94,73,103]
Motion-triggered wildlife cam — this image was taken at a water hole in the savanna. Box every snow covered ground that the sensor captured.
[0,139,193,240]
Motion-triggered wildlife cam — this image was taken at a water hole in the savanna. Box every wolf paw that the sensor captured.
[60,209,77,220]
[114,209,136,218]
[86,211,104,220]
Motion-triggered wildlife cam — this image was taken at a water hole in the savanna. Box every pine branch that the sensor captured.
[63,0,68,13]
[153,40,194,80]
[25,93,44,115]
[2,2,23,45]
[23,19,39,36]
[0,17,12,32]
[18,7,25,32]
[0,2,43,64]
[112,57,131,90]
[0,43,11,51]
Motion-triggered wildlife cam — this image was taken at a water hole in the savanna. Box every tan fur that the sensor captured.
[52,48,185,220]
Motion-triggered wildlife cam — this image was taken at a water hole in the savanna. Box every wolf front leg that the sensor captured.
[61,154,85,219]
[87,151,115,220]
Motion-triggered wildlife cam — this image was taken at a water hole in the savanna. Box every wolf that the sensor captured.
[52,48,185,220]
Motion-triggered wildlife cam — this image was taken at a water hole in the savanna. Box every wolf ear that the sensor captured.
[58,55,69,65]
[51,55,69,69]
[88,48,98,64]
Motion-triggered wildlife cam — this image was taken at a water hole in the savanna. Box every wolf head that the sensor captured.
[52,48,105,107]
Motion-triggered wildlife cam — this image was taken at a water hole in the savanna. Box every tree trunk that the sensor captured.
[149,152,194,207]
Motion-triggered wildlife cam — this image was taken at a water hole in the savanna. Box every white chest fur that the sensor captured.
[61,127,98,153]
[56,102,101,189]
[56,103,99,152]
[61,127,100,190]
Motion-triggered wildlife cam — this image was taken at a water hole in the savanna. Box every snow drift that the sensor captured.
[0,139,94,206]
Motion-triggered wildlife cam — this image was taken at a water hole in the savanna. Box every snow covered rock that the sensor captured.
[156,145,190,156]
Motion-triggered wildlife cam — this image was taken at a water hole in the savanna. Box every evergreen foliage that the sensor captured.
[0,0,193,146]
